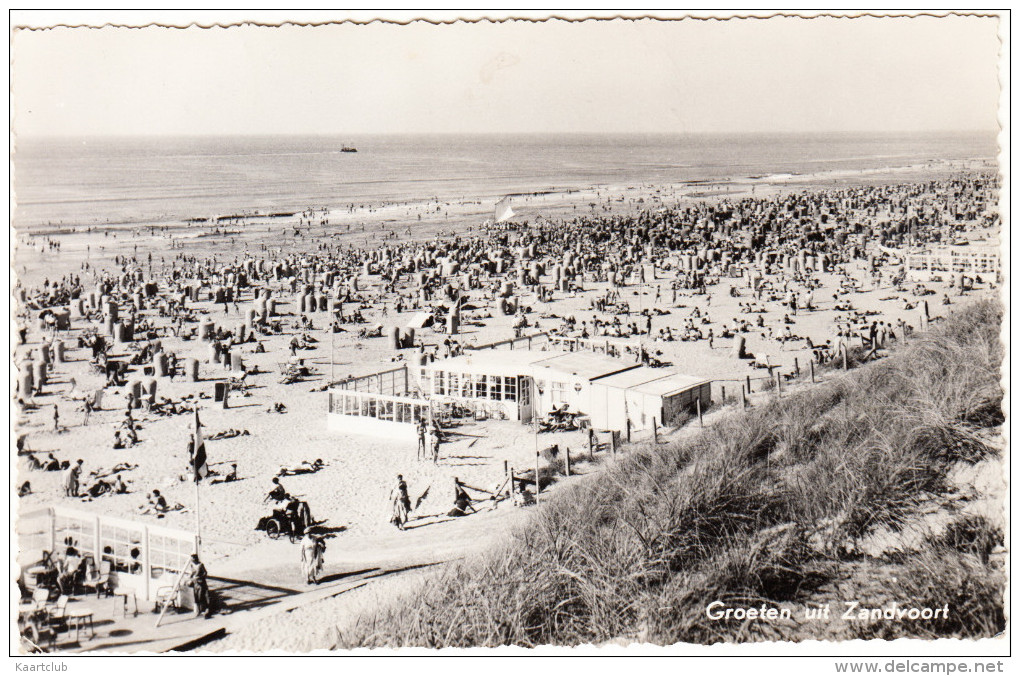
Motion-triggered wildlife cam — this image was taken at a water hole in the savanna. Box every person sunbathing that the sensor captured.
[137,489,183,516]
[211,464,238,484]
[278,459,325,476]
[209,428,250,440]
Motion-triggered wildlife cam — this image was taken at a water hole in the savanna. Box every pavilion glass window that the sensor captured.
[99,523,144,574]
[504,377,517,402]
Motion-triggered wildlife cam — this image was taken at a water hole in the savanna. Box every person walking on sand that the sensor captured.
[63,459,83,497]
[429,426,441,464]
[53,404,60,433]
[300,532,325,585]
[389,474,411,530]
[82,397,93,426]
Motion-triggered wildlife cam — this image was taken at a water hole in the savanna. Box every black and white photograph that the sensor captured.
[9,10,1008,667]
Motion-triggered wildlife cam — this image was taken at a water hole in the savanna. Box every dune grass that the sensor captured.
[334,299,1004,648]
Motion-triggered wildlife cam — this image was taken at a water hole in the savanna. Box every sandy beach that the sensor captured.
[13,159,1000,652]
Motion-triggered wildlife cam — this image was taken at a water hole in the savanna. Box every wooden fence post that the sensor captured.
[742,384,748,408]
[842,348,848,371]
[626,419,631,443]
[611,431,617,456]
[794,357,799,377]
[721,385,726,403]
[810,360,816,383]
[746,374,752,393]
[776,371,782,396]
[588,428,594,460]
[697,398,703,427]
[652,418,659,443]
[565,447,571,477]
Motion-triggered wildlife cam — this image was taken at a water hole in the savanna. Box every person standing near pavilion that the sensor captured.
[416,419,427,461]
[188,553,212,619]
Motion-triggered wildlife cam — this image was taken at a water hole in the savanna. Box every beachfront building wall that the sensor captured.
[327,389,428,442]
[905,246,1000,281]
[18,506,198,602]
[424,351,541,422]
[424,350,640,426]
[590,368,711,432]
[530,352,640,424]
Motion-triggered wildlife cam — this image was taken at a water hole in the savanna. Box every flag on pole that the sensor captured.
[191,409,208,482]
[494,197,515,223]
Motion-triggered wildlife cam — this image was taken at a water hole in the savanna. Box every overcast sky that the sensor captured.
[11,14,1002,136]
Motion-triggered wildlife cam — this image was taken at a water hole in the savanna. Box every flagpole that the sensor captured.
[195,476,202,555]
[194,405,203,556]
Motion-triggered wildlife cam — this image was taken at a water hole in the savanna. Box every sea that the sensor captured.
[12,132,998,229]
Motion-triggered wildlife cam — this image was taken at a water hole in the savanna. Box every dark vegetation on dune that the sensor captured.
[334,300,1005,648]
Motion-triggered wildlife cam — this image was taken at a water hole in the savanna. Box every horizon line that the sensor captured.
[14,128,1000,140]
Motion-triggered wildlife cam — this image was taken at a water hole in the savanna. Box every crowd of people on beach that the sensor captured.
[14,171,1000,599]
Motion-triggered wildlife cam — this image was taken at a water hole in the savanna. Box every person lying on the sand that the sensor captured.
[278,459,325,476]
[208,428,250,440]
[210,463,238,484]
[89,462,137,480]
